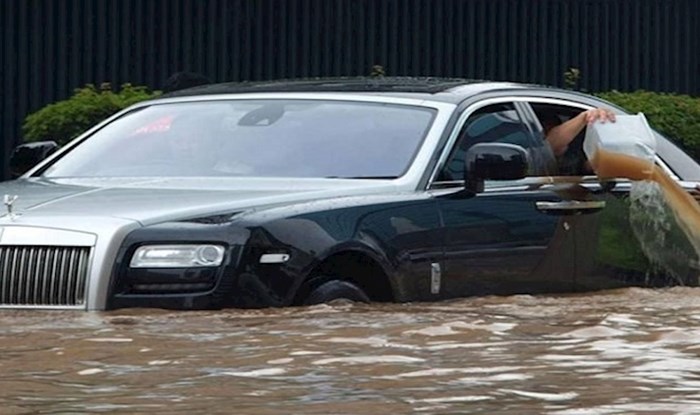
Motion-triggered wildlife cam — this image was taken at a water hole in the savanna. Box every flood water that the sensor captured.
[3,288,700,414]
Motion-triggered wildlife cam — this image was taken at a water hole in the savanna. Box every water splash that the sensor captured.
[629,181,697,283]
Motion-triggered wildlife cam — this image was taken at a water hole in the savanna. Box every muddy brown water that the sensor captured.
[591,149,700,257]
[4,289,700,414]
[4,149,700,414]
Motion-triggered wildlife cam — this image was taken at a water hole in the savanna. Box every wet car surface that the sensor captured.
[2,77,699,311]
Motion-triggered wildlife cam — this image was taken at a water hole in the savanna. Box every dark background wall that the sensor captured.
[1,0,699,179]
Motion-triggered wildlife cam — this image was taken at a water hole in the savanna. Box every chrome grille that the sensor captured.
[0,246,91,307]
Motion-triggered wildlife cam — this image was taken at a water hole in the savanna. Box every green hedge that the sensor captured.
[22,83,160,146]
[596,90,700,161]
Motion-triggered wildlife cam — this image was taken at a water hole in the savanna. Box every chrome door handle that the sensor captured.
[535,200,606,215]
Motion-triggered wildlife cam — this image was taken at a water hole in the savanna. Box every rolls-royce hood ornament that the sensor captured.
[4,194,19,220]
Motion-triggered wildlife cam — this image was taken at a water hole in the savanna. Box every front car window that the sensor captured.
[42,100,436,179]
[437,103,553,182]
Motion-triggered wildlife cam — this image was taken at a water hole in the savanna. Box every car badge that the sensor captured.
[4,195,19,220]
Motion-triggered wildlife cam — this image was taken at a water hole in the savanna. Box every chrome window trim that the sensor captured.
[427,96,679,189]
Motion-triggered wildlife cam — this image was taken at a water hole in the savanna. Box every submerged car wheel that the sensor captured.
[304,280,370,305]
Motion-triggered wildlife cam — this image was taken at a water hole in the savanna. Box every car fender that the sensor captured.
[240,212,403,305]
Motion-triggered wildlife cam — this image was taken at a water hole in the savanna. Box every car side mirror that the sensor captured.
[9,141,59,178]
[464,143,529,193]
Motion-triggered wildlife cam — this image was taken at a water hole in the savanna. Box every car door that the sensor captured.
[524,98,700,291]
[429,100,595,298]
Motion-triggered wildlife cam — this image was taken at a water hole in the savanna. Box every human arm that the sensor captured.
[546,108,616,156]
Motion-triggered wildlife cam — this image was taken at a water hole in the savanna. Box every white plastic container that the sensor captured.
[583,113,657,180]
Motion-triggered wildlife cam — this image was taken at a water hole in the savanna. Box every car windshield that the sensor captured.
[41,99,437,179]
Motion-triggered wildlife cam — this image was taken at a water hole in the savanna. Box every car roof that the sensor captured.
[159,76,552,104]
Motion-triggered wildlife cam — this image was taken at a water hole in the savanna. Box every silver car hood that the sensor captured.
[0,177,400,226]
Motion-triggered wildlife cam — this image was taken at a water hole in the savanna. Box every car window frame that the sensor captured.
[427,95,682,191]
[427,97,542,190]
[517,97,681,182]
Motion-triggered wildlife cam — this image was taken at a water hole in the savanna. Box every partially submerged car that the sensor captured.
[3,77,700,310]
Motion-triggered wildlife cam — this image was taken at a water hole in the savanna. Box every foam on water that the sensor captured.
[499,389,579,402]
[77,368,104,376]
[426,341,512,350]
[84,337,133,343]
[219,368,287,377]
[289,350,323,356]
[267,358,294,364]
[147,360,173,365]
[407,395,494,404]
[312,355,425,365]
[558,326,627,338]
[403,320,516,337]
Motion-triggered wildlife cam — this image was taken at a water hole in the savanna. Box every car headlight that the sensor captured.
[130,244,226,268]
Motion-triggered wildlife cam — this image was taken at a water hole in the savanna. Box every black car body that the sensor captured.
[3,78,700,310]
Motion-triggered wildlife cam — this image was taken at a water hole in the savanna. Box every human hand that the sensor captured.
[584,108,616,125]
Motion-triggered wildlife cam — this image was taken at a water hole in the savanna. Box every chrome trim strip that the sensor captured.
[0,304,87,310]
[77,249,88,304]
[260,253,291,264]
[535,200,607,211]
[33,247,43,304]
[48,249,58,305]
[66,248,76,304]
[0,227,96,246]
[9,248,18,303]
[511,96,591,109]
[39,248,49,304]
[0,248,8,302]
[430,262,441,294]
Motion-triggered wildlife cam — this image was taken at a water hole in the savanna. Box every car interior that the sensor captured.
[530,103,589,176]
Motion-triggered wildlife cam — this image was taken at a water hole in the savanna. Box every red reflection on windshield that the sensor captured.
[130,115,174,135]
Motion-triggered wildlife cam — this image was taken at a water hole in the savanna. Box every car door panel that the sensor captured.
[437,187,576,297]
[432,100,579,298]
